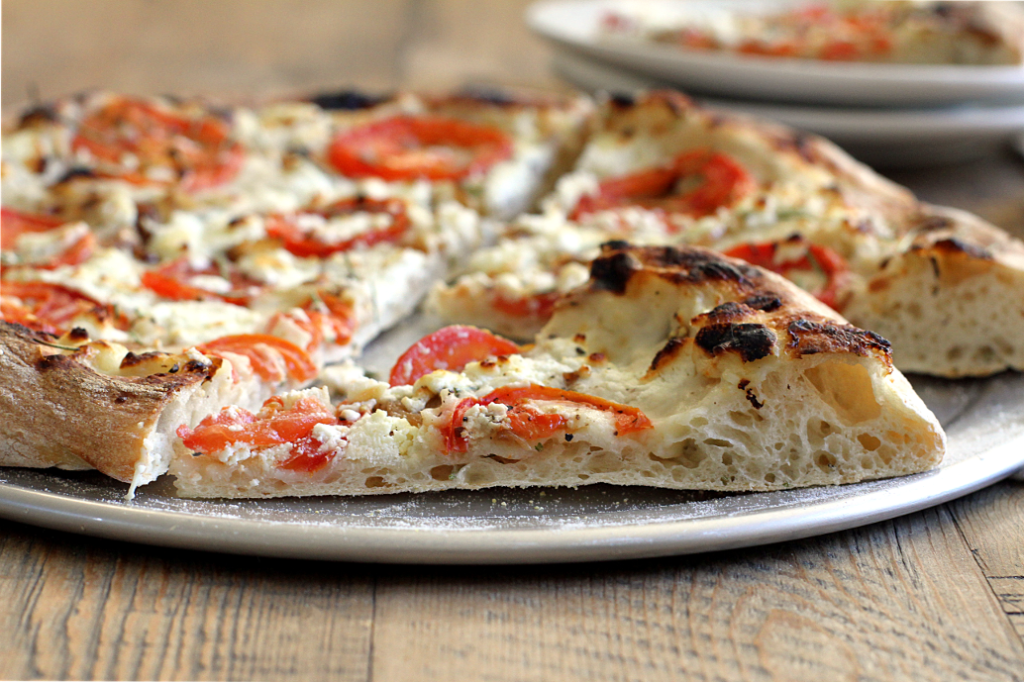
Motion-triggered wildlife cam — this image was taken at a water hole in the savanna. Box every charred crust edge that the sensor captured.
[787,318,892,363]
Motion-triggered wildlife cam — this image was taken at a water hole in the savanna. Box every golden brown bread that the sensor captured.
[0,321,220,480]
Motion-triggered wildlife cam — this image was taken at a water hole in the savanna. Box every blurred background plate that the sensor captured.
[528,0,1024,107]
[552,49,1024,167]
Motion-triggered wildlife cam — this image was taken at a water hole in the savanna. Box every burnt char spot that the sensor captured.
[702,302,755,324]
[18,105,59,127]
[787,318,891,362]
[184,359,217,375]
[35,353,75,371]
[636,244,759,282]
[602,239,631,251]
[695,323,776,362]
[773,132,817,164]
[309,89,387,110]
[649,337,686,372]
[119,351,168,370]
[453,87,518,106]
[667,253,759,285]
[926,237,993,261]
[591,243,762,295]
[915,215,954,232]
[608,93,637,108]
[742,295,783,313]
[66,327,91,343]
[54,167,100,184]
[590,251,637,295]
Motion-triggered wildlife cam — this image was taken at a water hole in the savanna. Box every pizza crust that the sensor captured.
[0,322,279,495]
[0,322,215,479]
[844,206,1024,376]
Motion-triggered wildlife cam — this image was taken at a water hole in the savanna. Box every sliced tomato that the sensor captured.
[1,208,65,250]
[1,208,97,270]
[738,40,799,58]
[491,290,561,323]
[570,148,756,224]
[266,197,410,258]
[71,96,243,192]
[443,384,653,453]
[723,240,852,311]
[327,116,513,182]
[389,325,520,387]
[177,396,338,473]
[277,435,335,473]
[47,231,97,269]
[819,40,861,61]
[267,293,354,354]
[0,280,109,334]
[267,309,324,354]
[303,290,355,347]
[141,257,262,305]
[198,334,318,384]
[676,28,719,50]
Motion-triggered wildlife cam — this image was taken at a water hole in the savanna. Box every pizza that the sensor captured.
[6,84,1020,500]
[600,0,1024,65]
[432,91,1024,378]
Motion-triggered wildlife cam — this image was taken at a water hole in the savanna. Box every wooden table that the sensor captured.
[3,2,1023,679]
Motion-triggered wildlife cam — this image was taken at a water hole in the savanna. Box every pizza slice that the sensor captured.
[0,321,308,496]
[435,91,1024,377]
[165,243,944,499]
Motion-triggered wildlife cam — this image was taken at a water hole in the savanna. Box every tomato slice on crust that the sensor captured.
[266,197,410,258]
[723,240,852,311]
[443,384,653,453]
[327,116,513,181]
[389,325,520,387]
[198,334,317,384]
[177,395,338,473]
[570,148,756,223]
[140,257,263,306]
[0,280,114,334]
[71,96,243,192]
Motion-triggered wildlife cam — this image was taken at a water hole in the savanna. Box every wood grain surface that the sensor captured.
[2,1,1023,680]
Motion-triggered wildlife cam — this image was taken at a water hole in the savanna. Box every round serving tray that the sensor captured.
[0,358,1021,563]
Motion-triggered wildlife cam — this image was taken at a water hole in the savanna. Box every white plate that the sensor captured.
[527,0,1024,107]
[0,313,1022,565]
[551,49,1024,166]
